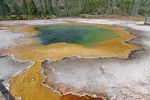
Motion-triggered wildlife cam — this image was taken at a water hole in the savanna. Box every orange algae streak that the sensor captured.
[97,38,140,58]
[10,61,61,100]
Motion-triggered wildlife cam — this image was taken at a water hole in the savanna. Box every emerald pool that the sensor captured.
[35,25,118,47]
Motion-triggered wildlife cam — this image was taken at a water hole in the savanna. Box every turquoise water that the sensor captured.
[35,25,117,47]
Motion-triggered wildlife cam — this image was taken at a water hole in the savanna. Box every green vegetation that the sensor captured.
[0,0,150,19]
[0,0,10,18]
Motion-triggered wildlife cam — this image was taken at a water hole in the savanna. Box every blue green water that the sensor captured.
[35,25,118,47]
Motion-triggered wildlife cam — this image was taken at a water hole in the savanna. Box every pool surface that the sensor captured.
[35,25,117,47]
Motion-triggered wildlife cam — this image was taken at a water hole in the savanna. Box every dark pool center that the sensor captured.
[35,25,117,47]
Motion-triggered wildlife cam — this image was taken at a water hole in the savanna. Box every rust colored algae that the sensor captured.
[0,23,141,100]
[10,61,61,100]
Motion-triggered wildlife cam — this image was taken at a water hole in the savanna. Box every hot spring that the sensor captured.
[35,25,118,47]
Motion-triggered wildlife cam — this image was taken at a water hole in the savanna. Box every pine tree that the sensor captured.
[22,0,28,15]
[39,0,44,17]
[42,0,54,17]
[0,0,10,17]
[27,0,38,18]
[11,3,20,15]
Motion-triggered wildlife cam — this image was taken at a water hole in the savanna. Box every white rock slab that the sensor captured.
[0,30,25,49]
